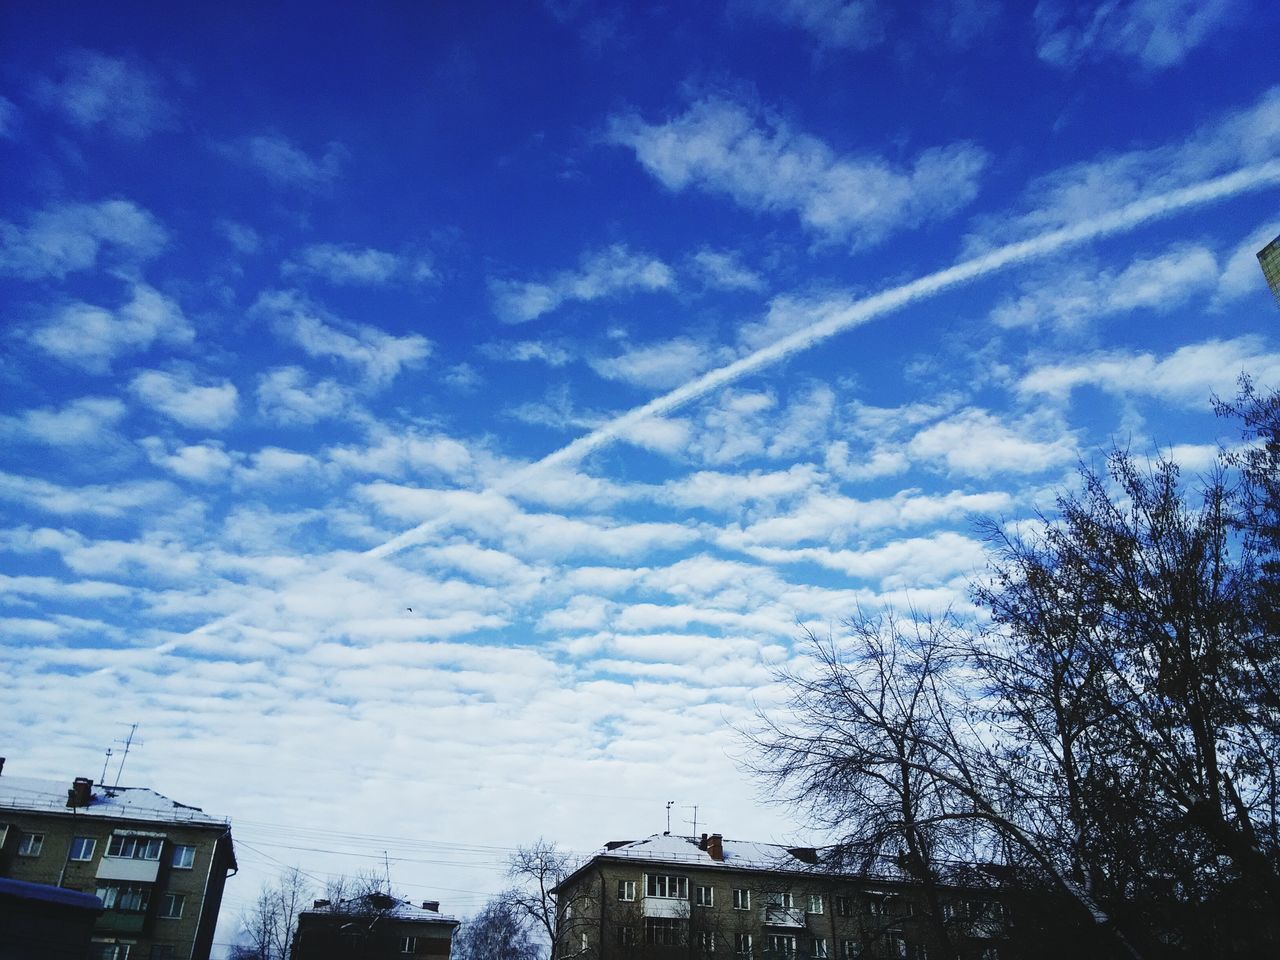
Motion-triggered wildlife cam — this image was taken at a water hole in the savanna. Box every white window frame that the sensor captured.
[159,893,185,919]
[696,884,714,907]
[645,917,684,946]
[91,943,133,960]
[171,844,195,869]
[736,933,753,957]
[617,927,635,946]
[618,879,636,901]
[834,895,851,917]
[96,884,151,913]
[107,834,163,861]
[701,931,716,952]
[812,938,828,958]
[733,888,751,910]
[841,941,859,959]
[399,935,417,954]
[807,894,823,914]
[767,891,795,910]
[18,832,44,856]
[768,934,797,957]
[645,873,689,900]
[581,932,589,951]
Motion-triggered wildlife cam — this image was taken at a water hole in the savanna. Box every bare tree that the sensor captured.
[506,838,573,958]
[453,896,542,960]
[234,867,313,960]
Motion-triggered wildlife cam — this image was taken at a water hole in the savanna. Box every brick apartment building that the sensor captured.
[290,892,460,959]
[552,834,1009,960]
[0,763,237,960]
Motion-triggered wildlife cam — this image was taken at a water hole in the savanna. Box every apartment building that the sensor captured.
[552,833,1009,960]
[0,766,237,960]
[290,892,460,959]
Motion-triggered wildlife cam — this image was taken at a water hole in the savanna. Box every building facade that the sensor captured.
[0,769,237,960]
[553,834,1009,960]
[290,893,460,959]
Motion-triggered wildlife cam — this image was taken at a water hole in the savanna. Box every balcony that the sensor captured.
[96,911,146,934]
[643,897,687,919]
[762,906,806,928]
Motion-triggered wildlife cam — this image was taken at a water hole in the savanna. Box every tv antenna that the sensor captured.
[383,850,392,893]
[665,800,675,834]
[111,723,142,791]
[684,804,699,838]
[99,748,113,785]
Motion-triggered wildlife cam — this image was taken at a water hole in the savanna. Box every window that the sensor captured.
[581,933,589,951]
[884,933,907,960]
[96,883,151,912]
[941,902,956,922]
[91,944,132,960]
[69,836,97,861]
[701,931,716,952]
[107,835,163,861]
[617,927,636,946]
[768,891,795,910]
[171,844,195,869]
[736,933,753,957]
[618,879,636,901]
[767,934,797,957]
[399,936,417,954]
[834,896,852,917]
[18,832,44,856]
[979,949,999,960]
[807,894,823,914]
[646,874,689,899]
[159,893,185,919]
[645,917,684,946]
[733,888,751,910]
[696,884,715,907]
[812,938,828,958]
[841,941,860,959]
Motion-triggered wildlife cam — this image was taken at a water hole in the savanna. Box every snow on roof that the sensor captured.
[299,894,460,925]
[589,834,906,881]
[0,775,228,828]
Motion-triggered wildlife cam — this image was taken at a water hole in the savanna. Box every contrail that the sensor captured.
[187,160,1280,639]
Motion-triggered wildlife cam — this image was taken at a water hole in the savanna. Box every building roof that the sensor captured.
[0,775,228,828]
[298,893,460,926]
[0,876,103,911]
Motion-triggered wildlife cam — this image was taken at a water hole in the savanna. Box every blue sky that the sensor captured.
[3,0,1280,949]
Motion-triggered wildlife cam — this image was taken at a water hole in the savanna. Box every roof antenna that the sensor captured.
[684,804,699,838]
[383,850,392,894]
[111,723,142,792]
[99,747,113,786]
[665,800,674,835]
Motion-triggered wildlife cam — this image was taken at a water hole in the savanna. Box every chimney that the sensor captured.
[421,901,439,912]
[313,899,330,910]
[66,777,93,808]
[698,833,709,851]
[706,833,724,861]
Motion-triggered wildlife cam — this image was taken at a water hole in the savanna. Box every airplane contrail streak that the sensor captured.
[187,159,1280,640]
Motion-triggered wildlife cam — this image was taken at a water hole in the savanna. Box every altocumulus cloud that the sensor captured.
[32,48,175,137]
[490,244,675,323]
[0,200,166,280]
[608,96,988,246]
[29,283,193,373]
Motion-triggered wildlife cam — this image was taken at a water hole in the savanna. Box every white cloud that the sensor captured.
[1034,0,1241,70]
[589,338,716,389]
[0,472,174,517]
[0,397,126,446]
[908,409,1077,476]
[490,245,675,323]
[736,0,884,51]
[255,366,353,425]
[975,86,1280,244]
[0,200,166,280]
[990,243,1219,331]
[609,97,987,245]
[691,248,766,291]
[251,290,432,385]
[33,49,174,137]
[222,133,346,188]
[1217,220,1280,301]
[29,283,193,373]
[283,243,434,285]
[218,220,261,255]
[1017,336,1280,406]
[129,369,239,429]
[480,339,574,367]
[139,438,236,483]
